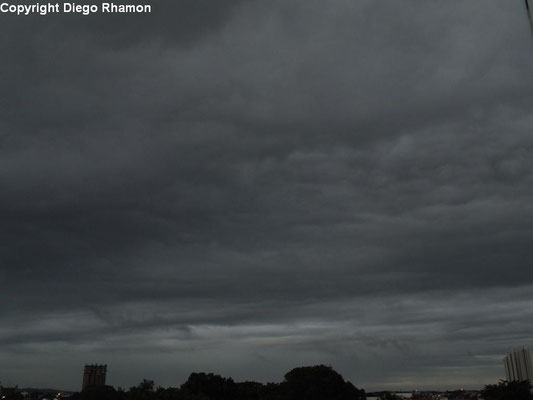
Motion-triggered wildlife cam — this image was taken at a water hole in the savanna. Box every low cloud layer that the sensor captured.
[1,0,533,391]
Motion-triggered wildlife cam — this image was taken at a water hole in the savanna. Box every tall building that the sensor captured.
[504,347,533,382]
[82,364,107,390]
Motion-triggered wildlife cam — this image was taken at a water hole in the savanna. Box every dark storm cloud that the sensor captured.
[1,0,533,391]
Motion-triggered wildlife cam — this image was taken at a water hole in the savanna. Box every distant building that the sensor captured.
[82,364,107,390]
[504,347,533,382]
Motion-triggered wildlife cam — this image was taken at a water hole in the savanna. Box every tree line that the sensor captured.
[76,365,366,400]
[3,367,533,400]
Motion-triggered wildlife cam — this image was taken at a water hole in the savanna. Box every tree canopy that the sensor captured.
[480,380,533,400]
[283,365,366,400]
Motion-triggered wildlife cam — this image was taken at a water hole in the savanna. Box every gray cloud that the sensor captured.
[1,0,533,392]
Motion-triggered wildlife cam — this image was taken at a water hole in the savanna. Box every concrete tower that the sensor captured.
[82,364,107,390]
[504,347,533,382]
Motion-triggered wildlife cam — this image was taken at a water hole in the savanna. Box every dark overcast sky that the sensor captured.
[1,0,533,392]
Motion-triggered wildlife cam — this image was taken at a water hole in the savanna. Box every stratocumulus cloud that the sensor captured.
[0,0,532,392]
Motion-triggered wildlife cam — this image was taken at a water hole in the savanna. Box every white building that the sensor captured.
[504,346,533,382]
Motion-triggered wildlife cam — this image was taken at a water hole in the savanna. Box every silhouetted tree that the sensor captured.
[127,379,156,400]
[480,380,533,400]
[154,386,208,400]
[80,384,122,400]
[282,365,365,400]
[263,382,287,400]
[235,381,264,400]
[181,373,236,400]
